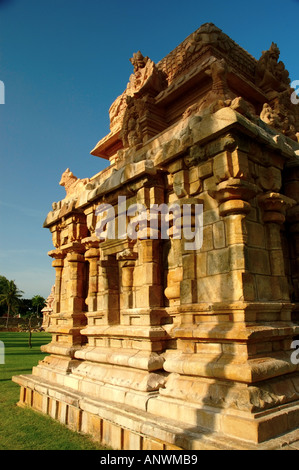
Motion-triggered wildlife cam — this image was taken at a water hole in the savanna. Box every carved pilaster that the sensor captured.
[43,244,87,358]
[98,255,120,325]
[117,248,137,311]
[84,242,100,313]
[66,251,86,313]
[51,252,65,315]
[257,191,295,302]
[284,163,299,306]
[215,177,258,299]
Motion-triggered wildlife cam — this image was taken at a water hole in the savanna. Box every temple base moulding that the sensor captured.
[12,372,299,450]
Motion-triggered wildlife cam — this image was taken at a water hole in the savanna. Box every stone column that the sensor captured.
[34,246,87,380]
[162,176,258,371]
[284,162,299,311]
[51,252,64,315]
[98,255,120,325]
[118,256,135,311]
[179,198,202,307]
[258,191,296,302]
[84,245,100,313]
[67,252,86,313]
[216,177,258,301]
[63,250,88,348]
[135,239,162,309]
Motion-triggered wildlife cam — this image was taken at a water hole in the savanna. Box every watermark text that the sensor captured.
[95,196,203,251]
[291,80,299,105]
[0,340,4,364]
[0,81,4,104]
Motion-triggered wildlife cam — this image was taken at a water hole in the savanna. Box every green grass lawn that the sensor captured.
[0,331,108,450]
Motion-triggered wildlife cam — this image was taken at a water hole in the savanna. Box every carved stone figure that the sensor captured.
[208,58,232,102]
[187,22,227,52]
[109,51,166,133]
[260,103,281,128]
[260,97,299,142]
[59,168,89,197]
[129,50,149,73]
[119,96,145,148]
[255,42,290,92]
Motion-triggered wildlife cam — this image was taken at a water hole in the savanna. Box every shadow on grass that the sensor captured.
[4,351,48,355]
[0,368,34,377]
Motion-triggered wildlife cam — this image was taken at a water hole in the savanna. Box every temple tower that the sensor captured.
[13,24,299,450]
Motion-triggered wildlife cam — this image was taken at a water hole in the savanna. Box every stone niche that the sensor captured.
[13,23,299,450]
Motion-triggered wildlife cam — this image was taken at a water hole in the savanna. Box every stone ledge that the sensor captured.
[74,347,164,371]
[163,350,299,382]
[11,373,299,449]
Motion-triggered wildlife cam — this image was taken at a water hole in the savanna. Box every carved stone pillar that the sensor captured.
[71,193,167,409]
[258,191,295,301]
[51,253,64,315]
[98,255,120,325]
[67,252,87,314]
[118,252,136,311]
[164,240,182,309]
[284,163,299,310]
[84,245,100,313]
[178,198,203,307]
[135,239,162,309]
[24,245,87,388]
[45,249,87,349]
[150,150,260,430]
[216,177,258,300]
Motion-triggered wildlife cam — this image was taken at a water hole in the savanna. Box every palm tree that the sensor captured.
[0,279,24,328]
[31,295,46,317]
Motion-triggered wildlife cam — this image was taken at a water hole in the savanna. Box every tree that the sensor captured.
[18,298,34,317]
[31,295,46,317]
[0,279,24,328]
[0,275,8,292]
[28,295,46,348]
[0,276,9,317]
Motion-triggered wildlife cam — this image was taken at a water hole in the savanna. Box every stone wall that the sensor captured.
[0,317,43,330]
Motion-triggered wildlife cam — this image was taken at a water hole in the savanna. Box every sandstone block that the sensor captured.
[247,221,265,248]
[247,248,271,275]
[207,248,230,275]
[213,220,226,249]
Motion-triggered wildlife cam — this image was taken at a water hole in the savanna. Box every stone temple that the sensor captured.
[13,23,299,450]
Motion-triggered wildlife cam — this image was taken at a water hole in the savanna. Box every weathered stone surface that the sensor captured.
[13,22,299,450]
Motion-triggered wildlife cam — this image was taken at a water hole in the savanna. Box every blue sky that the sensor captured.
[0,0,299,299]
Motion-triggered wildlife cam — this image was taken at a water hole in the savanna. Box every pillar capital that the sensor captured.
[48,248,65,259]
[214,178,258,216]
[258,191,296,224]
[66,252,85,263]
